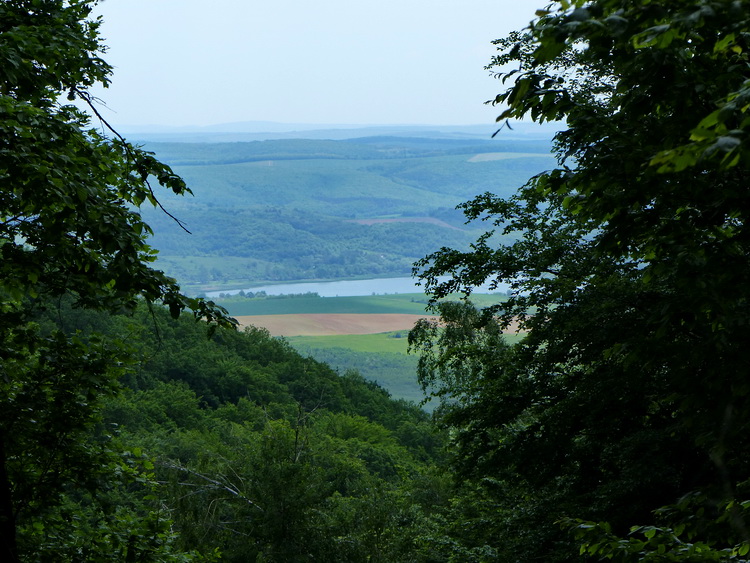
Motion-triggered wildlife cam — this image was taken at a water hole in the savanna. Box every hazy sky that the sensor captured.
[87,0,540,128]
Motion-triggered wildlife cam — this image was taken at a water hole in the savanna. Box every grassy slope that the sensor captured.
[287,331,412,354]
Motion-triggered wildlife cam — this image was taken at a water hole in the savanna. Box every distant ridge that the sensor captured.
[115,121,562,143]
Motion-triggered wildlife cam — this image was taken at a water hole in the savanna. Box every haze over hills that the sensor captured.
[138,132,556,291]
[117,120,562,143]
[129,128,554,406]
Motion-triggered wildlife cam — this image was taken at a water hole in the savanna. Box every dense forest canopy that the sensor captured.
[5,0,750,561]
[64,304,448,561]
[411,0,750,560]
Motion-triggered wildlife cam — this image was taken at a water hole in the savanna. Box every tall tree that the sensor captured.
[411,1,750,560]
[0,1,233,560]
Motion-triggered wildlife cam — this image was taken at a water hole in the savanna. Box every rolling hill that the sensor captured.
[138,135,555,290]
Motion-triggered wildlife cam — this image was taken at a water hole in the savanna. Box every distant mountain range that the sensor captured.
[115,120,563,143]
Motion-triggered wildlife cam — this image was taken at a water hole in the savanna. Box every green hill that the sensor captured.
[139,137,554,289]
[52,303,446,561]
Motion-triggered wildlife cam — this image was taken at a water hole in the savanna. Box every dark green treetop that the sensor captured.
[0,1,233,560]
[411,1,750,560]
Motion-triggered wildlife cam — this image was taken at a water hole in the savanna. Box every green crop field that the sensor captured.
[288,326,523,354]
[287,331,411,354]
[219,292,506,317]
[220,293,431,316]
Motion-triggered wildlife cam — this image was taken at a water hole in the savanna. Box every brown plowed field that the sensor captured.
[235,314,437,337]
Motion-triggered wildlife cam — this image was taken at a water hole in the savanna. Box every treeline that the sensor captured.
[212,291,322,300]
[31,303,478,561]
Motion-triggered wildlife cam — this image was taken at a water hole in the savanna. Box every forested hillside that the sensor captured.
[44,303,448,561]
[138,137,554,288]
[6,1,750,562]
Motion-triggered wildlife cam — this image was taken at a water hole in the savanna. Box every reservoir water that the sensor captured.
[206,276,509,298]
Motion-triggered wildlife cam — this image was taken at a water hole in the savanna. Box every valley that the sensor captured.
[134,133,551,406]
[213,291,514,406]
[138,134,555,291]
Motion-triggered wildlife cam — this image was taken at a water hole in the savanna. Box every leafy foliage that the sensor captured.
[0,1,232,560]
[69,305,449,562]
[411,0,750,560]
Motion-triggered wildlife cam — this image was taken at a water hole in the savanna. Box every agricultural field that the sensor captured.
[286,331,411,354]
[223,293,433,316]
[220,292,515,406]
[234,314,431,337]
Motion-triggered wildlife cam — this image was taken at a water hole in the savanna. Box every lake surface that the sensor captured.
[207,277,509,298]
